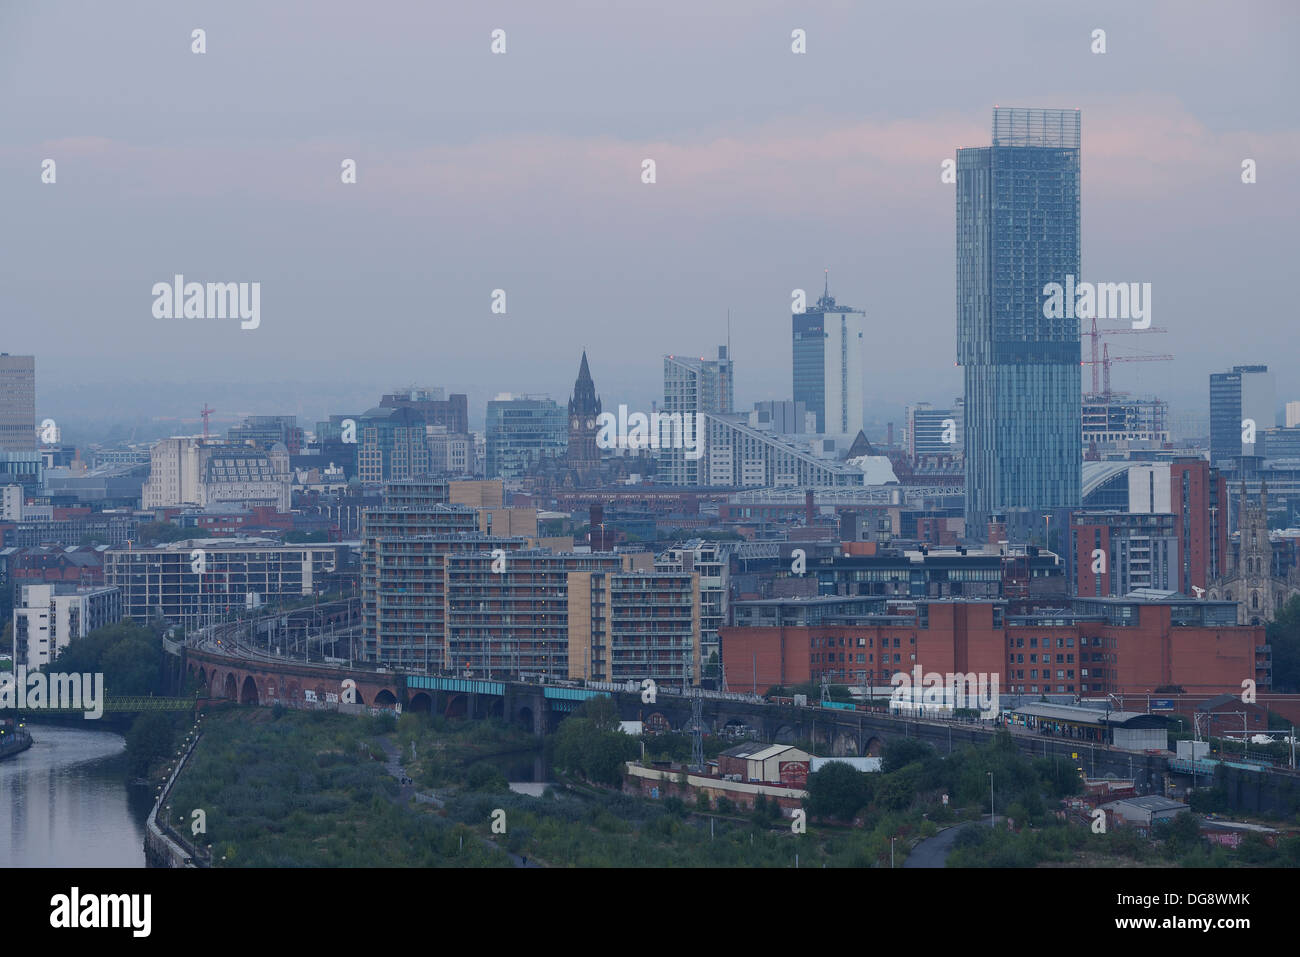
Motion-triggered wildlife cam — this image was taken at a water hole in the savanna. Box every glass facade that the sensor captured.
[484,398,566,479]
[792,292,865,435]
[792,311,825,432]
[1210,365,1272,470]
[957,108,1082,537]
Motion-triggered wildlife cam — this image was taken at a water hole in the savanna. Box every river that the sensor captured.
[0,723,151,867]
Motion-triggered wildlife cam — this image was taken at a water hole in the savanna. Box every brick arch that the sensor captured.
[223,672,237,699]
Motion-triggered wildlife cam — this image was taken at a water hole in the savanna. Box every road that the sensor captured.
[903,818,1001,868]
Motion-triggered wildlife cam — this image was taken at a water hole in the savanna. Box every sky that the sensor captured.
[1,0,1297,440]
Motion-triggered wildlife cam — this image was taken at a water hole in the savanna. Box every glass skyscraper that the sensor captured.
[792,282,865,436]
[957,108,1082,540]
[1209,364,1274,471]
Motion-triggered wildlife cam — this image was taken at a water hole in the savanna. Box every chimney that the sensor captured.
[805,490,815,526]
[987,519,1006,547]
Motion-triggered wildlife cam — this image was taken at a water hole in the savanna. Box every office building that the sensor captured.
[0,354,36,452]
[1210,365,1275,469]
[484,395,567,480]
[792,281,865,436]
[957,108,1082,539]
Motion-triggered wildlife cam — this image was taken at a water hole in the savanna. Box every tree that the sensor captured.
[806,761,870,821]
[576,695,620,733]
[1267,595,1300,692]
[881,737,934,774]
[125,712,177,778]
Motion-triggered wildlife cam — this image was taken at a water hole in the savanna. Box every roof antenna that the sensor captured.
[824,267,829,302]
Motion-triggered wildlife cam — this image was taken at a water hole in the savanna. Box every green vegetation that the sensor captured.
[37,618,199,779]
[135,521,193,544]
[1267,595,1300,692]
[552,697,638,786]
[946,811,1300,868]
[766,682,856,703]
[165,709,507,867]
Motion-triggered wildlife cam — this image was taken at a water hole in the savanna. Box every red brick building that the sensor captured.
[721,595,1265,698]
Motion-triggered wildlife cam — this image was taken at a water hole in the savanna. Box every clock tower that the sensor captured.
[567,351,602,474]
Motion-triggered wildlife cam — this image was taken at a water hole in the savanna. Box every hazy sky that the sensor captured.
[2,0,1297,438]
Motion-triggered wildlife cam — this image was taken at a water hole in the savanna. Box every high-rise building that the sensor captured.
[484,395,567,480]
[1286,401,1300,429]
[792,280,865,436]
[0,354,36,452]
[1210,365,1275,469]
[662,347,733,486]
[1070,511,1178,597]
[958,108,1082,539]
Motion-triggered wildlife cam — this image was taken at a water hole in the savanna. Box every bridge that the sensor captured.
[177,616,1300,816]
[12,696,203,715]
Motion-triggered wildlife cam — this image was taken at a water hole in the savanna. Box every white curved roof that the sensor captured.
[1082,461,1135,499]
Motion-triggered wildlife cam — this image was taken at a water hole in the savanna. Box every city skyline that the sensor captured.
[2,1,1297,432]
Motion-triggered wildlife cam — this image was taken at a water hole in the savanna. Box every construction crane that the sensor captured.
[1084,317,1169,395]
[1081,343,1174,398]
[200,404,215,442]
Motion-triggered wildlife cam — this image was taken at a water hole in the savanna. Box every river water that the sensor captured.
[0,723,151,867]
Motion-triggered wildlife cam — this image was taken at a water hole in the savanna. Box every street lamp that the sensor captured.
[988,771,994,828]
